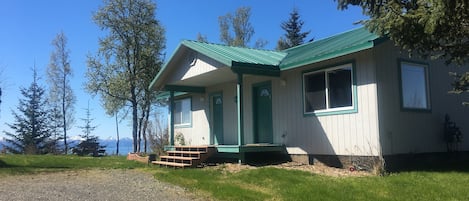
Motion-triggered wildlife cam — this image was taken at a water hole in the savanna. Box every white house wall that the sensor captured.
[375,41,469,155]
[206,82,239,145]
[173,50,382,156]
[165,49,224,85]
[243,50,381,156]
[173,93,210,146]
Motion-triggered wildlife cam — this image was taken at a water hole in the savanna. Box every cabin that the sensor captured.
[149,27,469,170]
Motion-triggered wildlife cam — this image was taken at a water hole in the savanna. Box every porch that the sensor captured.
[155,144,287,168]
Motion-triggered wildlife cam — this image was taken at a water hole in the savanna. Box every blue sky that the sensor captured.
[0,0,366,140]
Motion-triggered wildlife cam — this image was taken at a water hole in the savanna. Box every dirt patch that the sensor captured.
[206,162,372,177]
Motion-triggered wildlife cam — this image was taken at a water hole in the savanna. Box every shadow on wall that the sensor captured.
[293,115,343,168]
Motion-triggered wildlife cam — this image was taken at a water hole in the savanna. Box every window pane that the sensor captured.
[304,72,326,112]
[174,98,191,125]
[174,100,182,125]
[328,67,352,108]
[401,63,428,109]
[181,98,191,124]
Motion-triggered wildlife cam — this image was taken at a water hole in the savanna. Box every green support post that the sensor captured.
[237,73,245,164]
[169,90,175,146]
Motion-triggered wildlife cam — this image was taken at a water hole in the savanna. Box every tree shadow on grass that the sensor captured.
[0,159,9,168]
[385,152,469,173]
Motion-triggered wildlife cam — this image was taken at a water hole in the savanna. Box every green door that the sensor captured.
[253,83,273,143]
[212,94,224,145]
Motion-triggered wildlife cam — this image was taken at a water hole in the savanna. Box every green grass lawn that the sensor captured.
[153,166,469,201]
[0,154,146,175]
[1,154,468,201]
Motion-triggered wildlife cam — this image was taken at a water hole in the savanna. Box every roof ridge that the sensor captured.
[182,39,283,54]
[281,26,368,52]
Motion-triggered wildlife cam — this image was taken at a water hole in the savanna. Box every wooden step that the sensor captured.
[167,151,202,159]
[152,146,217,168]
[174,146,209,153]
[152,160,191,168]
[160,155,198,161]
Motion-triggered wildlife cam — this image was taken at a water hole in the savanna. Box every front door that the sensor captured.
[211,94,224,145]
[253,82,273,143]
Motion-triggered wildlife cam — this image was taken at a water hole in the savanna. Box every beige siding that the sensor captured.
[166,50,224,85]
[173,93,210,146]
[375,41,469,155]
[206,82,239,145]
[243,50,381,156]
[167,48,382,156]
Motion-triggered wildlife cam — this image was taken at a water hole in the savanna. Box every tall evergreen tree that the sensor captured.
[73,101,104,156]
[336,0,469,102]
[47,31,75,154]
[3,68,52,154]
[86,0,166,153]
[276,8,311,50]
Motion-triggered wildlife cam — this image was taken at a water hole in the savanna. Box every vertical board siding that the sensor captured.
[242,50,381,156]
[181,53,219,80]
[166,49,224,84]
[285,51,379,156]
[375,41,469,155]
[174,93,210,145]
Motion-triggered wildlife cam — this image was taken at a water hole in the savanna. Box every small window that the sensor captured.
[400,61,430,110]
[174,98,191,126]
[303,64,354,115]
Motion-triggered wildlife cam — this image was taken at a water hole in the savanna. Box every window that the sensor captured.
[174,98,191,126]
[400,61,430,110]
[303,64,354,115]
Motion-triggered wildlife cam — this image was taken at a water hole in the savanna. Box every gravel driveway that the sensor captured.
[0,169,201,201]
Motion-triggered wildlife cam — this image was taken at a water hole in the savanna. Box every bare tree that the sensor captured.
[47,31,75,154]
[86,0,165,153]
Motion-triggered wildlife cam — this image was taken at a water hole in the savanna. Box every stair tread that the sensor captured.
[174,145,209,148]
[160,155,199,160]
[152,161,191,167]
[167,150,204,154]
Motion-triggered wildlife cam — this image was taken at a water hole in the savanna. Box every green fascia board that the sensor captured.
[155,91,187,101]
[231,61,281,76]
[164,85,206,93]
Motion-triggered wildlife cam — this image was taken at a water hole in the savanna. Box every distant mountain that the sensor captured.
[0,137,138,155]
[67,136,134,156]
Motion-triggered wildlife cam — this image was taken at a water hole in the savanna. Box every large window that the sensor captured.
[400,61,430,110]
[303,64,354,115]
[174,97,191,126]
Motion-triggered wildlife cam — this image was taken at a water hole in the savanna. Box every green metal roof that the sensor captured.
[279,27,380,70]
[150,27,382,91]
[181,40,286,67]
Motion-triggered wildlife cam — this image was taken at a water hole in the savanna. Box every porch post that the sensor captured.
[237,73,245,164]
[169,90,175,146]
[237,73,244,146]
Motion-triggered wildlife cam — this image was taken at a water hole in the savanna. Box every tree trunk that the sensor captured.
[115,112,120,155]
[142,103,151,153]
[137,115,143,153]
[62,76,68,154]
[131,98,138,153]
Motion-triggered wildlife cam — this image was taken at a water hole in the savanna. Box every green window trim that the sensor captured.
[302,62,358,117]
[174,97,192,128]
[398,59,432,112]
